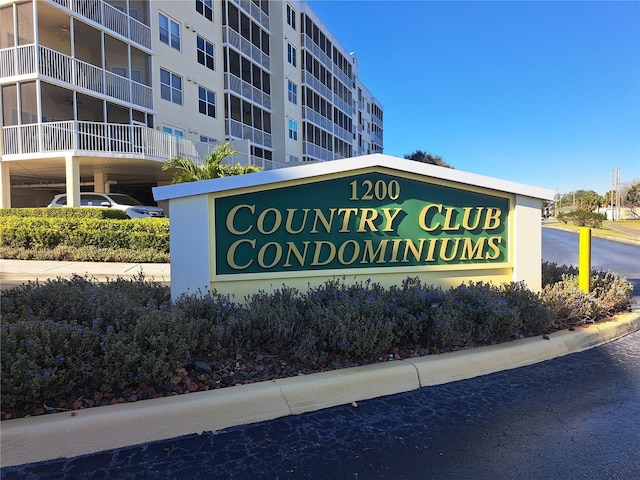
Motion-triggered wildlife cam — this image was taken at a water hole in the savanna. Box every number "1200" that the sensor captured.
[349,179,400,201]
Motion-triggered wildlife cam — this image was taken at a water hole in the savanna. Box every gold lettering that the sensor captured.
[389,238,402,263]
[361,239,388,264]
[425,238,438,262]
[402,238,425,262]
[338,240,360,265]
[461,207,482,231]
[460,237,485,260]
[285,209,310,234]
[310,208,336,233]
[227,238,255,270]
[225,204,255,235]
[357,208,379,233]
[381,208,402,232]
[442,207,460,231]
[486,236,502,260]
[257,208,282,235]
[483,208,502,230]
[418,204,442,232]
[257,242,282,268]
[440,238,462,262]
[337,208,358,232]
[283,241,310,267]
[311,241,336,266]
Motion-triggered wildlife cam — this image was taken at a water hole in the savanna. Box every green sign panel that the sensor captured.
[214,172,509,275]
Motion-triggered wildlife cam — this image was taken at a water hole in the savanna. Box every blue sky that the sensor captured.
[307,0,640,196]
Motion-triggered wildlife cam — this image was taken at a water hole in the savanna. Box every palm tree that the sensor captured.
[162,142,261,183]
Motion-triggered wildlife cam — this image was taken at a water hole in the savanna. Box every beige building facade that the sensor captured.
[0,0,384,208]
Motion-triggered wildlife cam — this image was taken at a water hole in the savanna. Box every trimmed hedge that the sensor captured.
[0,215,169,252]
[557,210,606,228]
[0,207,128,220]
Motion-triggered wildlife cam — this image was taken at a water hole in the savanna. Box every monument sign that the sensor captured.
[153,154,554,299]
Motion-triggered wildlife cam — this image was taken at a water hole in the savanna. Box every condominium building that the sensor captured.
[0,0,383,209]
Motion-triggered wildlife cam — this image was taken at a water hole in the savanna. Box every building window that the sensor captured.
[200,135,217,143]
[286,4,296,29]
[198,86,216,118]
[288,119,298,140]
[287,80,297,104]
[159,13,180,50]
[162,125,184,137]
[197,36,215,70]
[287,43,296,67]
[196,0,213,21]
[160,68,182,105]
[288,155,298,163]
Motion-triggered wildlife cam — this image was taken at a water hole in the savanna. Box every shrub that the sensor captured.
[0,216,169,253]
[542,261,578,287]
[540,270,632,327]
[0,272,631,415]
[0,276,181,403]
[557,210,606,228]
[0,207,127,219]
[429,282,521,351]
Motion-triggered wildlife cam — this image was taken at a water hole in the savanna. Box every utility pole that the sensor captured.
[611,169,615,221]
[616,166,622,221]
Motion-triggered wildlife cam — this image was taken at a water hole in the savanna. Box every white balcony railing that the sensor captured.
[224,73,271,110]
[0,45,152,110]
[2,121,289,170]
[3,121,184,160]
[223,27,270,71]
[49,0,151,50]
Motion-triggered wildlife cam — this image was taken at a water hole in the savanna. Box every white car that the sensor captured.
[47,193,165,218]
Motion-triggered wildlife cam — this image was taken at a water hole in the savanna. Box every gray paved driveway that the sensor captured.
[3,330,639,479]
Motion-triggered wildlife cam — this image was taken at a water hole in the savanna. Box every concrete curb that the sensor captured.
[1,311,639,468]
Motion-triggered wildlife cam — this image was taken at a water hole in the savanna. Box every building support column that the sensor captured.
[0,162,11,208]
[65,155,80,207]
[94,170,108,193]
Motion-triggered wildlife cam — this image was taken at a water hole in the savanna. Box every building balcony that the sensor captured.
[303,141,339,162]
[0,44,153,110]
[47,0,151,50]
[225,118,272,149]
[224,73,271,110]
[2,121,213,163]
[223,27,270,71]
[234,0,269,30]
[302,107,332,132]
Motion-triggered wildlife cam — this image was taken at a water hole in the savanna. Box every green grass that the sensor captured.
[543,219,640,243]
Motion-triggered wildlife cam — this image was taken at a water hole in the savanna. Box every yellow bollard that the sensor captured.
[579,227,591,293]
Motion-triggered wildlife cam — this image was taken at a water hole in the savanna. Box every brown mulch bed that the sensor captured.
[0,345,429,421]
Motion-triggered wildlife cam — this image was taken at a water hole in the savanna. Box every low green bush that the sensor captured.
[557,210,606,228]
[542,262,579,286]
[0,216,169,253]
[0,269,632,412]
[0,207,127,219]
[0,245,169,262]
[540,270,633,327]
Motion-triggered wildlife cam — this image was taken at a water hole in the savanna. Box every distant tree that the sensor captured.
[624,181,639,206]
[403,150,453,168]
[162,142,261,184]
[626,181,640,217]
[559,190,602,212]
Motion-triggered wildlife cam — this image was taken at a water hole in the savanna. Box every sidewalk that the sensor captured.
[0,259,170,288]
